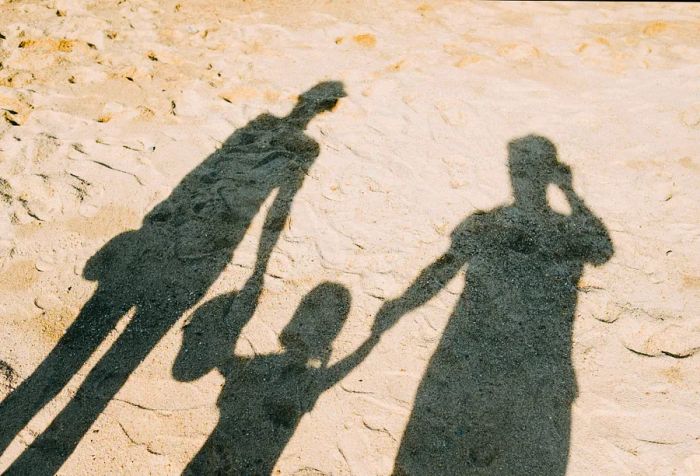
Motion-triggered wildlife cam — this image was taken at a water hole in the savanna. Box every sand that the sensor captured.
[0,1,699,474]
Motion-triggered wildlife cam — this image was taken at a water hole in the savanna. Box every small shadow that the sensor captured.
[0,81,346,475]
[173,282,373,474]
[374,135,614,475]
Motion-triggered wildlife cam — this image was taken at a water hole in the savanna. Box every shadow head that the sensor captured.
[508,134,567,208]
[288,81,346,127]
[279,282,351,365]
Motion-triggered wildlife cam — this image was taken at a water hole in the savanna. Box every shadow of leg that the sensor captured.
[3,305,177,476]
[0,288,130,455]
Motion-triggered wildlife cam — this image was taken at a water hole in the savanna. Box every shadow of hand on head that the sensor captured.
[374,135,613,476]
[0,82,346,475]
[173,282,372,475]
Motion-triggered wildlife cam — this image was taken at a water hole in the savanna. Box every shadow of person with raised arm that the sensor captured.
[173,282,375,475]
[373,135,613,475]
[0,81,346,475]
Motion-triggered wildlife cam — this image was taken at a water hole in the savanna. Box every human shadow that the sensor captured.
[173,282,374,474]
[0,81,346,475]
[373,135,614,475]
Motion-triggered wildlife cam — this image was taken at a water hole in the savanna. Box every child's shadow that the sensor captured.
[173,282,372,475]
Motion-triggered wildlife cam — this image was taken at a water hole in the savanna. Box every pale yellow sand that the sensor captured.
[0,1,699,474]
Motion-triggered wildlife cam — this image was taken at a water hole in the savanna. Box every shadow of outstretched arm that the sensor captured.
[373,245,467,337]
[320,242,470,393]
[321,336,379,392]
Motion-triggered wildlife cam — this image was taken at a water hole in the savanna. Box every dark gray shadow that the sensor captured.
[0,81,346,475]
[173,282,374,474]
[373,135,614,475]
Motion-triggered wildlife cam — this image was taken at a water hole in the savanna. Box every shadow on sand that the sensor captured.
[0,89,613,476]
[373,135,614,475]
[0,81,346,475]
[173,282,375,474]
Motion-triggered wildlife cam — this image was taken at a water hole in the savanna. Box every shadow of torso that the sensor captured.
[394,205,611,476]
[85,113,316,312]
[185,354,326,475]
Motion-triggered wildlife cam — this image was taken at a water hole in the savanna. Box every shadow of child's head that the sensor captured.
[279,282,351,367]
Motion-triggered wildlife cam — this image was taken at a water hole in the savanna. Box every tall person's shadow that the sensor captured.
[173,282,375,474]
[0,81,346,475]
[373,135,614,475]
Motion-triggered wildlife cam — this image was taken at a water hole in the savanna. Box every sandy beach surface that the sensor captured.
[1,1,699,474]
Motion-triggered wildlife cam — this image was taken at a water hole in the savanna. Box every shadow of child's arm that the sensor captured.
[322,336,381,392]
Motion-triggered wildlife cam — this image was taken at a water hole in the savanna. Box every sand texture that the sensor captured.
[0,1,699,474]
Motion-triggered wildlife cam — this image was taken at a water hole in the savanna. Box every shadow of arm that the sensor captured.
[373,244,466,336]
[561,184,614,265]
[252,180,299,280]
[322,336,379,392]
